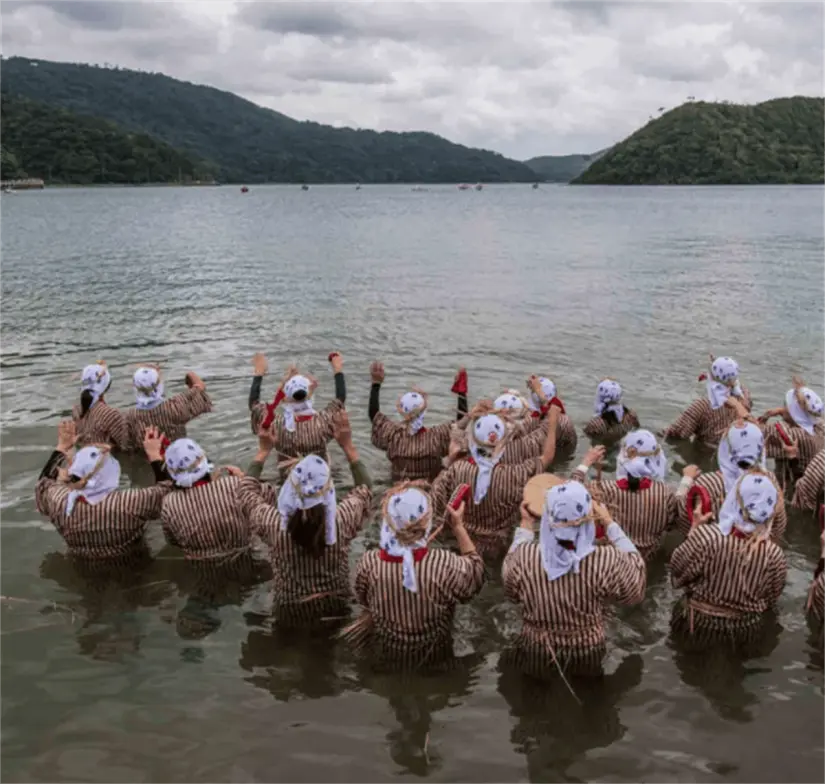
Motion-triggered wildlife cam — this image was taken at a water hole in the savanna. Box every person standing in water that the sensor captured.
[583,379,640,441]
[123,366,213,450]
[248,351,346,470]
[791,450,824,516]
[72,362,129,450]
[663,356,752,447]
[368,362,468,481]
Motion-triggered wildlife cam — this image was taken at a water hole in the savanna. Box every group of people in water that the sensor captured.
[34,352,824,675]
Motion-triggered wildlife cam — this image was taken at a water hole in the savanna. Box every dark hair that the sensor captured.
[737,459,754,470]
[292,389,308,402]
[601,408,620,426]
[626,475,641,492]
[286,505,326,557]
[79,390,95,418]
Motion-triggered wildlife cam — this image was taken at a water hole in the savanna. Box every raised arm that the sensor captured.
[663,399,706,440]
[249,353,268,412]
[452,367,469,421]
[330,352,346,404]
[35,420,76,517]
[368,361,384,422]
[333,410,372,490]
[540,404,562,470]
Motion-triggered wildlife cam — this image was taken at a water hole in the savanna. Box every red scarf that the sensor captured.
[451,369,468,395]
[532,396,566,417]
[261,389,315,429]
[379,547,428,563]
[616,478,652,491]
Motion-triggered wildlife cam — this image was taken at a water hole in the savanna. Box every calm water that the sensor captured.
[1,184,823,783]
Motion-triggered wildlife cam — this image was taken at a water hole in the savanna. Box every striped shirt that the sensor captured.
[370,412,453,481]
[676,469,787,544]
[431,457,544,558]
[503,536,646,651]
[583,409,641,441]
[808,571,824,625]
[72,400,129,451]
[352,548,485,664]
[501,415,578,465]
[124,387,213,450]
[35,477,169,558]
[237,475,372,625]
[765,422,825,477]
[664,389,753,447]
[161,475,276,560]
[792,450,825,511]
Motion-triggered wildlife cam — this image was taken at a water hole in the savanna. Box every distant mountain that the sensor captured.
[524,150,607,182]
[1,92,209,185]
[573,98,825,185]
[1,56,539,184]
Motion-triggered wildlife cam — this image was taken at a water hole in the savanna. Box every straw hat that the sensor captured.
[523,473,565,518]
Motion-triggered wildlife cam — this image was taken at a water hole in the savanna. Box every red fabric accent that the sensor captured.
[451,369,468,395]
[732,528,749,540]
[192,479,210,488]
[328,352,340,362]
[698,373,708,382]
[545,397,566,415]
[774,422,793,446]
[261,387,287,429]
[295,414,314,423]
[687,485,712,525]
[596,523,606,539]
[414,427,428,434]
[159,436,170,459]
[616,478,653,491]
[76,496,88,505]
[467,457,476,466]
[379,547,428,563]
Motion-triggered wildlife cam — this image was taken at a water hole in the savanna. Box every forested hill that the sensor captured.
[573,98,825,185]
[1,93,210,184]
[1,56,539,184]
[524,151,607,182]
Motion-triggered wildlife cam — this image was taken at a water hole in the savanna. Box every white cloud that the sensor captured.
[2,1,822,159]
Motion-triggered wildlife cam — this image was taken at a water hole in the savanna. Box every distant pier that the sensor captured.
[1,178,45,190]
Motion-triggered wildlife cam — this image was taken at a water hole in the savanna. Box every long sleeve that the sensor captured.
[666,488,681,531]
[150,460,171,483]
[792,451,824,511]
[445,552,485,603]
[108,410,130,452]
[502,546,525,604]
[35,477,59,517]
[334,372,346,404]
[456,390,468,420]
[371,410,399,452]
[348,458,372,489]
[354,555,372,607]
[368,382,381,422]
[336,485,373,543]
[431,464,457,522]
[39,450,65,480]
[601,549,646,605]
[670,528,708,589]
[249,376,263,411]
[766,549,788,606]
[664,399,706,440]
[174,387,213,421]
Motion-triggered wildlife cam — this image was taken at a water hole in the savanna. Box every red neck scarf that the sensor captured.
[379,547,428,563]
[616,478,652,491]
[262,388,314,429]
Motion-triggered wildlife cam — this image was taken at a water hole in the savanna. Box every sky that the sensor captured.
[2,0,823,159]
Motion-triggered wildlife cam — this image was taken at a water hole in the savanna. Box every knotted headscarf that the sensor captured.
[706,356,743,411]
[80,363,111,408]
[468,412,508,503]
[133,366,165,410]
[281,375,316,433]
[494,389,529,420]
[718,471,778,542]
[717,422,766,495]
[594,379,625,421]
[527,377,557,413]
[616,429,667,481]
[277,455,337,546]
[165,438,213,488]
[786,386,823,436]
[396,390,427,435]
[380,485,432,592]
[540,481,597,581]
[65,445,121,516]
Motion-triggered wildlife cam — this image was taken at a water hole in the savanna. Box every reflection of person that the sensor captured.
[71,362,129,450]
[583,379,640,441]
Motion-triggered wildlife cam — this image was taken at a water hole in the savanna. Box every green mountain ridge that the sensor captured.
[523,150,608,182]
[1,56,539,184]
[573,98,825,185]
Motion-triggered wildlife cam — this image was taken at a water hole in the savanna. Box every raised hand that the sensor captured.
[185,371,205,389]
[332,410,353,447]
[143,425,166,462]
[329,352,344,375]
[57,420,76,453]
[370,361,385,384]
[252,353,268,377]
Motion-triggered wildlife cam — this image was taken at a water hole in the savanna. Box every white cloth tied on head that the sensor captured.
[594,380,624,421]
[380,488,431,592]
[527,377,557,412]
[540,481,597,581]
[717,422,766,495]
[165,438,213,487]
[277,455,337,545]
[65,446,121,516]
[398,391,427,435]
[81,363,111,408]
[718,473,778,537]
[133,367,165,410]
[616,429,667,481]
[786,387,823,436]
[494,389,528,419]
[707,356,742,410]
[468,413,507,503]
[282,375,316,432]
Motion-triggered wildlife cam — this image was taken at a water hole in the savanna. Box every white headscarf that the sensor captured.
[380,487,432,592]
[717,422,766,495]
[540,481,597,581]
[707,356,743,411]
[718,472,778,537]
[786,387,823,436]
[277,455,337,546]
[133,367,165,410]
[494,389,529,419]
[80,363,111,408]
[282,375,316,433]
[594,379,624,421]
[527,377,557,413]
[65,446,121,516]
[397,391,427,435]
[616,429,667,481]
[468,413,507,503]
[165,438,213,488]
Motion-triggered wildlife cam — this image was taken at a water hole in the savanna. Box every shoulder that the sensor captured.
[342,484,373,507]
[323,398,345,415]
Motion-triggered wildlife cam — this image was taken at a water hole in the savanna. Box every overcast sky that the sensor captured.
[2,1,823,159]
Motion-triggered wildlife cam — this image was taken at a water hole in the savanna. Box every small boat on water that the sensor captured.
[411,186,429,192]
[355,182,361,190]
[301,184,309,191]
[532,182,539,189]
[458,183,471,190]
[240,186,249,193]
[474,183,483,191]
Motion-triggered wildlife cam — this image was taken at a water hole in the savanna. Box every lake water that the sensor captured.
[1,184,823,783]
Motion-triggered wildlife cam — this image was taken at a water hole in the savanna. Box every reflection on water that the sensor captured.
[1,185,823,782]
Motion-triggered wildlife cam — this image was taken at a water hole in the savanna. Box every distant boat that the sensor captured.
[240,186,249,193]
[301,184,309,191]
[411,186,429,192]
[474,183,483,191]
[458,183,471,190]
[355,183,361,190]
[532,182,539,189]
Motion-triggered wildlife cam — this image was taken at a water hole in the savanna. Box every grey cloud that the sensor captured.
[5,0,175,31]
[286,62,393,86]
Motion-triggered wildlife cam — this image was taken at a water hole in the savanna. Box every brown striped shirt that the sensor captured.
[431,457,544,558]
[501,414,577,464]
[808,571,824,625]
[124,387,213,450]
[353,548,485,660]
[583,409,640,441]
[765,422,825,477]
[370,412,453,481]
[502,537,646,650]
[35,477,169,558]
[72,400,129,451]
[676,469,787,544]
[160,475,276,560]
[664,389,753,447]
[792,450,825,511]
[670,524,787,616]
[237,475,372,623]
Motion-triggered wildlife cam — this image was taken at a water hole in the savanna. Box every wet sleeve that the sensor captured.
[249,376,263,411]
[334,372,346,404]
[368,382,381,422]
[349,459,372,490]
